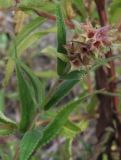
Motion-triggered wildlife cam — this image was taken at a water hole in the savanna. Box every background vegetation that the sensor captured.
[0,0,121,160]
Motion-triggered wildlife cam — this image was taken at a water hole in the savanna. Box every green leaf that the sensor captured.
[16,60,42,106]
[41,46,69,62]
[20,91,91,160]
[61,70,87,80]
[0,90,5,112]
[63,139,73,160]
[0,123,16,136]
[109,1,121,23]
[16,64,35,132]
[3,58,15,87]
[72,0,87,20]
[44,80,78,110]
[3,17,44,86]
[56,3,70,75]
[61,55,121,80]
[0,111,16,126]
[86,96,97,113]
[19,0,55,12]
[0,112,17,136]
[61,121,81,139]
[20,128,43,160]
[0,0,13,8]
[44,55,121,110]
[65,120,81,133]
[35,70,58,79]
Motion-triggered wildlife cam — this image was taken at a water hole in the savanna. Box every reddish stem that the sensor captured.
[94,0,120,159]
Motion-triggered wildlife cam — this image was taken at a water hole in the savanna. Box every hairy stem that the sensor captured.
[94,0,119,159]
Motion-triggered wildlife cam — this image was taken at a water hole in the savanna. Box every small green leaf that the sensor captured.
[16,64,35,132]
[87,96,98,113]
[56,3,70,75]
[61,70,87,80]
[35,70,58,79]
[44,80,78,110]
[3,58,15,87]
[0,111,16,126]
[0,112,17,136]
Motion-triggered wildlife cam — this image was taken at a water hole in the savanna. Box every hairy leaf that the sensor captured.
[16,64,35,132]
[16,60,42,106]
[20,128,43,160]
[3,17,44,86]
[56,2,70,75]
[20,92,90,160]
[44,80,78,110]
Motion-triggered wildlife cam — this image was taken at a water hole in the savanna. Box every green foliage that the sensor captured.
[20,128,43,160]
[3,17,44,86]
[0,112,17,135]
[56,2,70,75]
[0,112,16,125]
[19,0,55,12]
[0,0,13,8]
[44,80,79,110]
[0,90,5,112]
[20,91,90,160]
[1,0,121,159]
[16,60,43,106]
[109,0,121,23]
[16,63,36,132]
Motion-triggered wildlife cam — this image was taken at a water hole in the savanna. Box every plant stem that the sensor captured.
[34,10,75,29]
[94,0,119,159]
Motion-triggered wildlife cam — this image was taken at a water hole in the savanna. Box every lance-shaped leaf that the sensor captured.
[44,80,79,110]
[20,128,43,160]
[16,60,42,106]
[56,3,70,75]
[16,64,35,132]
[61,70,87,80]
[3,17,44,86]
[0,111,16,126]
[20,91,90,160]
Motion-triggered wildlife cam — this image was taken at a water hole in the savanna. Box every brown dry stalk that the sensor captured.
[94,0,121,159]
